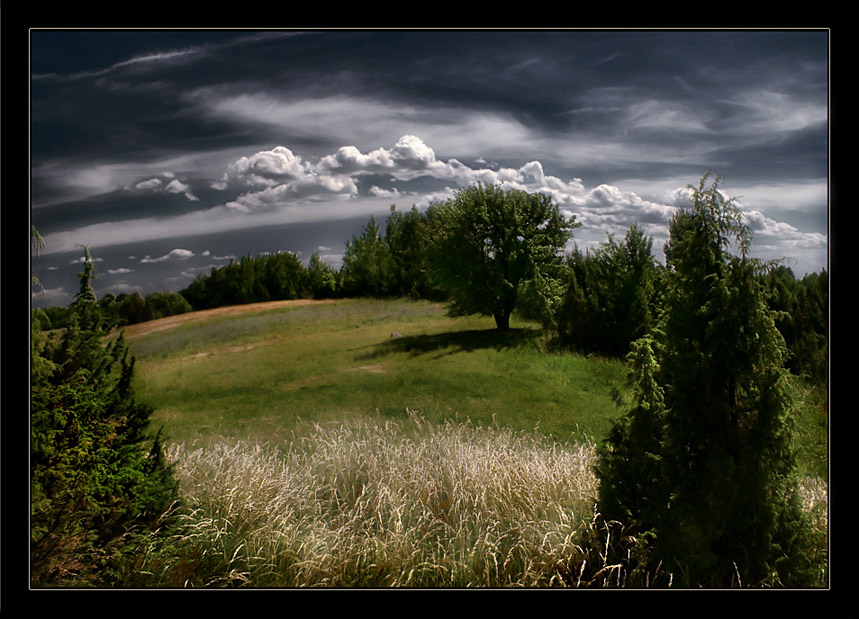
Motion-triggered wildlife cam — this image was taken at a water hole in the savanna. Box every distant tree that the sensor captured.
[307,252,338,299]
[384,205,442,299]
[115,292,148,325]
[43,305,72,331]
[267,251,309,301]
[340,216,395,297]
[596,173,818,587]
[555,224,658,356]
[179,250,309,310]
[759,265,828,392]
[427,183,578,330]
[180,271,214,310]
[144,291,192,321]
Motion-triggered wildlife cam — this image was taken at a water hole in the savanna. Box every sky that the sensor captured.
[29,29,829,309]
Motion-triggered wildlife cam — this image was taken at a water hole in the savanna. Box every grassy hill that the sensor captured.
[130,298,630,446]
[121,297,827,588]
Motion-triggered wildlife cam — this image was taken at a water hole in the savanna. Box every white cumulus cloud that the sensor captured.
[140,248,195,263]
[135,178,163,190]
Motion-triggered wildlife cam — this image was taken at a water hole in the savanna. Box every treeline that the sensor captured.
[33,190,827,389]
[549,226,828,390]
[180,206,443,309]
[33,290,192,331]
[180,250,337,310]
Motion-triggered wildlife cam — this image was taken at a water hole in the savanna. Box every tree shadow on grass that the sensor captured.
[356,328,543,361]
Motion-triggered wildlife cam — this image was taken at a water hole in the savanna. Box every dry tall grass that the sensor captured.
[131,413,827,588]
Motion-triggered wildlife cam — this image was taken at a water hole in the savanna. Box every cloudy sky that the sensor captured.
[30,29,829,308]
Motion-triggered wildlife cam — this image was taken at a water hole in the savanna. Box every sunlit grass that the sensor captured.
[131,299,629,445]
[126,414,604,587]
[122,298,827,588]
[121,413,828,588]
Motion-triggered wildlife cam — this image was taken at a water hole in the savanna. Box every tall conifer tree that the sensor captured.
[596,173,817,586]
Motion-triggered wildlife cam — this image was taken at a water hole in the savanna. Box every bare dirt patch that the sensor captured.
[280,364,388,392]
[347,364,388,374]
[111,299,339,341]
[180,340,281,362]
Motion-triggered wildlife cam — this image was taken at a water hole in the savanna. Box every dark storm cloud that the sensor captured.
[30,29,829,307]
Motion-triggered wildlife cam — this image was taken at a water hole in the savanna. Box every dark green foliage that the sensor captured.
[180,251,313,310]
[596,173,819,587]
[426,183,578,330]
[144,291,192,321]
[555,225,659,356]
[117,292,147,325]
[340,216,395,297]
[42,305,72,330]
[384,205,444,300]
[31,247,178,586]
[307,252,338,299]
[596,334,667,529]
[94,290,191,327]
[761,266,828,388]
[32,308,52,331]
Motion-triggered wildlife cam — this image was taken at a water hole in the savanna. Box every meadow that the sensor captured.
[132,298,629,446]
[125,298,828,587]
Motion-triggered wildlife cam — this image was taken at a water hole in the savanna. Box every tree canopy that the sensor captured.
[427,183,578,330]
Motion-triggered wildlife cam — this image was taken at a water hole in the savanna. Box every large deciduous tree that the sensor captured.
[596,173,818,587]
[427,183,578,330]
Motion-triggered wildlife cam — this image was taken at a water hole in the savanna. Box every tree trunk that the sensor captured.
[494,309,511,330]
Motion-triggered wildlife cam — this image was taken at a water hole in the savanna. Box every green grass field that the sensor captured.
[123,297,827,587]
[132,298,630,447]
[131,297,826,478]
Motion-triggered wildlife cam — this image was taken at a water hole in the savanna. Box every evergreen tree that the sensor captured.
[596,173,817,587]
[31,246,178,586]
[32,225,46,298]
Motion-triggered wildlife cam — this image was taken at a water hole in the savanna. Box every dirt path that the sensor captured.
[112,299,339,340]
